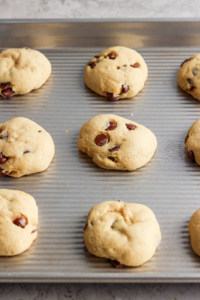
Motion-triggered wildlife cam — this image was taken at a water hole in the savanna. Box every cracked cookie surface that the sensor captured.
[84,46,148,101]
[0,48,51,98]
[78,114,157,171]
[0,117,55,177]
[177,53,200,101]
[0,189,38,256]
[83,201,161,267]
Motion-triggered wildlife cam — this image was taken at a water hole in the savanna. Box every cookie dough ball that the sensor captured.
[0,189,38,256]
[84,46,148,101]
[189,208,200,256]
[78,114,157,171]
[0,117,55,177]
[177,54,200,101]
[0,48,51,98]
[84,201,161,267]
[185,119,200,165]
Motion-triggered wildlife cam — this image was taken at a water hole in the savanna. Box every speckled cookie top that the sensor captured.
[84,46,148,101]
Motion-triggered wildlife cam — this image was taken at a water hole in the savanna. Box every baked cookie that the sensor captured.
[0,48,51,98]
[189,208,200,256]
[0,117,55,177]
[177,53,200,101]
[0,189,38,256]
[84,46,148,101]
[78,114,157,171]
[84,201,161,267]
[185,119,200,165]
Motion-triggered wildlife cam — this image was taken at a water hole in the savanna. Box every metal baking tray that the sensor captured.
[1,20,200,283]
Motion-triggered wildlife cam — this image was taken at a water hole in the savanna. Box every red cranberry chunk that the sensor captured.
[94,55,99,58]
[107,93,119,101]
[185,135,189,144]
[108,156,115,162]
[23,150,30,154]
[105,120,117,131]
[31,229,37,234]
[95,134,110,146]
[0,153,8,163]
[186,78,194,91]
[110,260,124,268]
[107,51,117,60]
[0,82,10,89]
[0,168,10,176]
[2,87,14,98]
[121,84,129,94]
[0,135,8,139]
[13,215,28,228]
[186,148,195,161]
[130,62,140,68]
[88,61,96,68]
[180,58,191,67]
[126,123,137,130]
[109,146,120,152]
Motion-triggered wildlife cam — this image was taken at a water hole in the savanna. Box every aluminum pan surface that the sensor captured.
[0,22,200,282]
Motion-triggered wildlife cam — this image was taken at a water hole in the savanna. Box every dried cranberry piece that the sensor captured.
[110,260,124,268]
[0,153,8,163]
[109,146,120,152]
[23,150,30,154]
[0,135,8,139]
[31,229,37,234]
[130,62,140,68]
[13,215,28,228]
[0,82,10,89]
[185,135,189,144]
[105,120,117,131]
[94,55,99,58]
[108,156,115,162]
[121,84,129,94]
[126,123,137,130]
[186,148,195,161]
[107,93,119,101]
[180,58,191,67]
[38,130,42,133]
[107,51,117,59]
[2,87,14,98]
[0,168,10,176]
[186,78,194,91]
[88,61,96,68]
[95,134,110,146]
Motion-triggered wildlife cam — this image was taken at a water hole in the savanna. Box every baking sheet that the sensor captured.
[0,21,200,282]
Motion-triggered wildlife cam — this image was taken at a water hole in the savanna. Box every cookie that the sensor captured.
[78,114,157,171]
[0,48,51,98]
[177,54,200,101]
[84,46,148,101]
[0,189,38,256]
[189,208,200,256]
[83,201,161,267]
[185,119,200,165]
[0,117,55,177]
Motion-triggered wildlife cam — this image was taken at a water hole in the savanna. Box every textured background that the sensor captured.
[1,0,200,299]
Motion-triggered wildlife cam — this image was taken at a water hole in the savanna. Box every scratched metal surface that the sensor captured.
[0,21,200,282]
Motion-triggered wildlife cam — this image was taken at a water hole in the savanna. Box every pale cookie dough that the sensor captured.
[0,48,51,98]
[84,46,148,101]
[0,189,38,256]
[83,201,161,267]
[185,119,200,165]
[177,54,200,101]
[189,208,200,256]
[0,117,55,177]
[78,114,157,171]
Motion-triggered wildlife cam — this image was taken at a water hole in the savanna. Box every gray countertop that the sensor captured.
[1,0,200,299]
